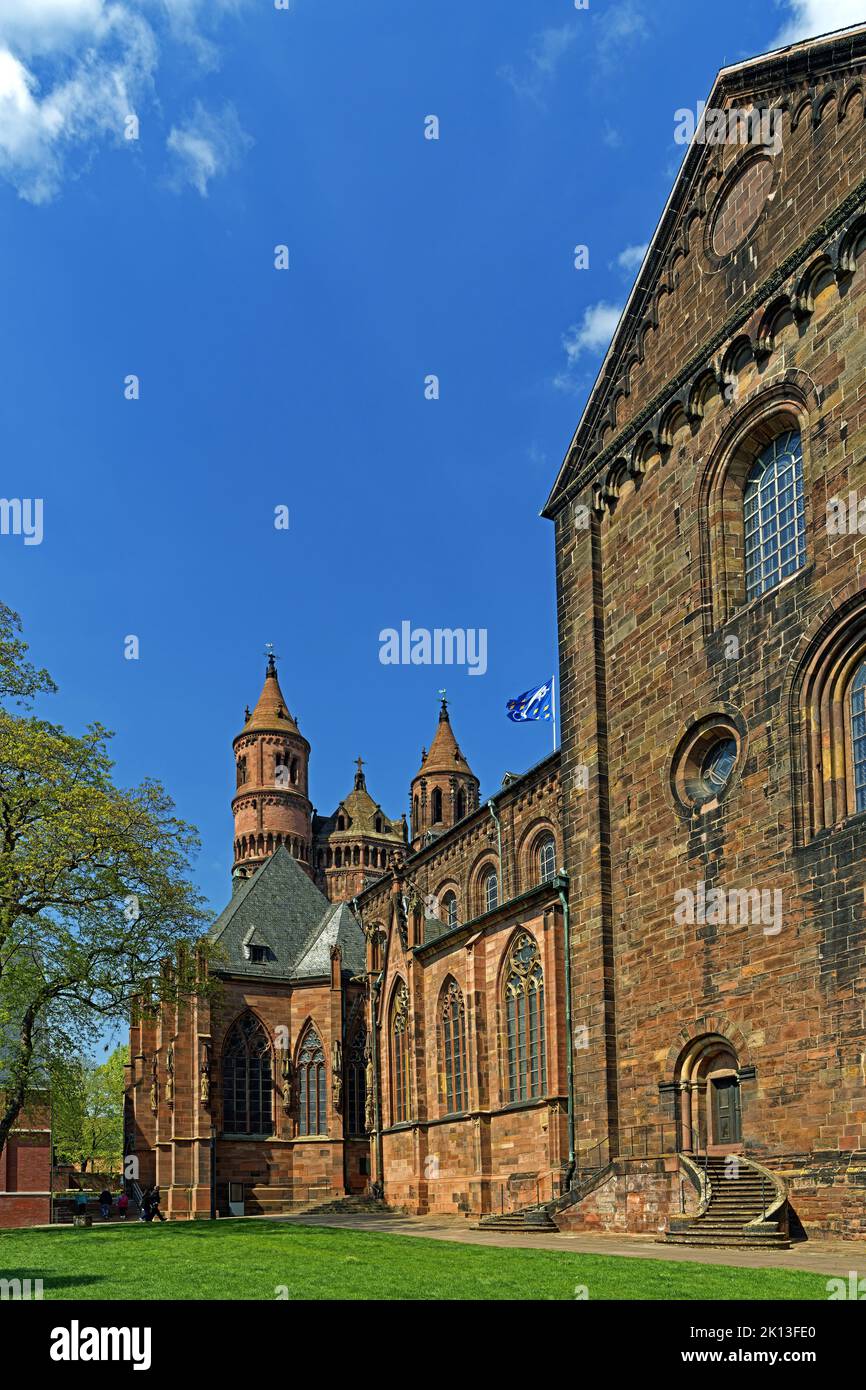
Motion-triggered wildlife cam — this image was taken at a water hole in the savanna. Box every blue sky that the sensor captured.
[1,0,860,963]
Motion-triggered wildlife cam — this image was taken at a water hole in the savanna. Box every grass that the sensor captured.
[0,1220,831,1300]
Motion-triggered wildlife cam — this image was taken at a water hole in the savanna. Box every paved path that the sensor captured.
[273,1210,862,1277]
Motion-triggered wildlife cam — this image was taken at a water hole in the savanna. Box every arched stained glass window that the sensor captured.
[440,979,467,1114]
[391,982,411,1124]
[504,933,546,1103]
[537,834,556,884]
[851,662,866,814]
[431,787,443,823]
[743,430,805,602]
[297,1027,327,1136]
[222,1013,273,1134]
[483,867,498,914]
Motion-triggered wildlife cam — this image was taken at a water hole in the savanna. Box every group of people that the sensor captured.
[72,1186,163,1222]
[138,1185,165,1223]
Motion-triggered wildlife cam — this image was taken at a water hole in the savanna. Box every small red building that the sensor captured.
[0,1091,52,1228]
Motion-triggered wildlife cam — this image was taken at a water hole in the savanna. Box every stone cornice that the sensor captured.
[543,178,866,520]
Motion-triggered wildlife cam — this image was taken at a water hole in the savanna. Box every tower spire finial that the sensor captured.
[264,642,280,676]
[354,755,366,790]
[438,688,448,721]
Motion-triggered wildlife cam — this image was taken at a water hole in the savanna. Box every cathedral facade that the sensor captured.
[126,25,866,1240]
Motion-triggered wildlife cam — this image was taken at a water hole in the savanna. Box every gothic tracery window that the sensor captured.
[743,430,805,602]
[391,981,411,1124]
[503,933,546,1103]
[297,1026,327,1136]
[440,978,467,1114]
[222,1013,273,1134]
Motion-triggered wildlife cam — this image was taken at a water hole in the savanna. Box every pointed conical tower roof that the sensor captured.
[231,652,313,884]
[416,696,474,777]
[241,653,301,735]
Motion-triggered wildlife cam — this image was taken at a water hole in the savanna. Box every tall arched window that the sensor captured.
[455,788,466,821]
[346,1020,367,1136]
[482,866,498,914]
[537,834,556,884]
[503,933,546,1103]
[431,787,443,823]
[851,660,866,813]
[440,979,467,1114]
[391,982,411,1124]
[297,1026,327,1136]
[441,891,458,928]
[743,430,805,602]
[236,756,247,788]
[222,1013,273,1134]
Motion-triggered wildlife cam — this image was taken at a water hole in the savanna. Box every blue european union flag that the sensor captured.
[506,678,553,723]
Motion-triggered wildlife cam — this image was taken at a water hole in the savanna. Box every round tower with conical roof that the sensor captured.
[232,654,313,880]
[409,696,480,849]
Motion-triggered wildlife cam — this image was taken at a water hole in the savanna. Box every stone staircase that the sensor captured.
[475,1204,558,1232]
[244,1183,334,1216]
[665,1154,791,1250]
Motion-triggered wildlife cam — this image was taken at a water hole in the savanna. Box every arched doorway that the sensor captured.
[674,1034,743,1155]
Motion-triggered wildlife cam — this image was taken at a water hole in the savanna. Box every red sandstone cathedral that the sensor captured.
[127,25,866,1244]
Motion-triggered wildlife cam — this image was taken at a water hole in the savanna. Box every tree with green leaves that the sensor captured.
[0,603,209,1159]
[52,1046,128,1176]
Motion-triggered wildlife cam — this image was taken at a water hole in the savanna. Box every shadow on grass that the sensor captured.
[0,1267,106,1293]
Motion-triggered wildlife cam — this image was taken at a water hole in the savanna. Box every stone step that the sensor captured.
[665,1235,792,1250]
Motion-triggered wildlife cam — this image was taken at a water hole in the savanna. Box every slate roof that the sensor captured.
[209,846,364,979]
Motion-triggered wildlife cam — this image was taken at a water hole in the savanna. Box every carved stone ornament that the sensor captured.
[199,1041,211,1107]
[331,1040,343,1111]
[165,1042,175,1105]
[281,1048,293,1114]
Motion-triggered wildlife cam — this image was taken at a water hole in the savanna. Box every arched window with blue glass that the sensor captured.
[851,661,866,814]
[743,430,805,602]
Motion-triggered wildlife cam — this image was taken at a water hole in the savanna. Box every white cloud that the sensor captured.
[617,243,648,272]
[0,6,157,204]
[775,1,865,45]
[0,0,250,202]
[146,0,246,70]
[499,24,578,105]
[554,302,623,392]
[166,101,251,197]
[0,0,106,56]
[596,1,650,68]
[563,302,623,361]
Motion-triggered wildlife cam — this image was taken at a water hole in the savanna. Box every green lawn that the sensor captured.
[0,1220,829,1301]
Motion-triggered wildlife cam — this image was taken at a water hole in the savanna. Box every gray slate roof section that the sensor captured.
[293,901,365,977]
[209,846,364,980]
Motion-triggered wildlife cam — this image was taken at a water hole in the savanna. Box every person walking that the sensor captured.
[139,1185,153,1222]
[99,1188,112,1220]
[116,1190,129,1221]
